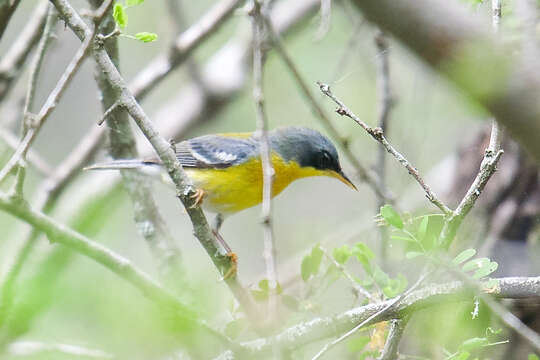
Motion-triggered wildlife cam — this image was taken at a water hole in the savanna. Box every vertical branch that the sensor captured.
[487,0,502,154]
[251,0,279,325]
[377,317,409,360]
[374,30,393,264]
[440,0,505,250]
[21,5,58,135]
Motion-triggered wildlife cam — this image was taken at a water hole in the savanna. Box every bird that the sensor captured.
[86,127,356,276]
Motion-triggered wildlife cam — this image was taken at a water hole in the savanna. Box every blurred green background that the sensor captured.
[0,0,538,359]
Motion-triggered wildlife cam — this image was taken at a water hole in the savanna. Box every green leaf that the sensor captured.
[453,248,477,265]
[333,245,352,265]
[251,289,268,302]
[473,261,498,279]
[301,256,313,282]
[460,337,488,351]
[353,243,374,274]
[482,278,500,290]
[454,351,470,360]
[373,266,390,288]
[113,3,127,28]
[383,274,408,298]
[462,257,490,272]
[126,0,145,5]
[418,216,429,241]
[347,335,370,353]
[405,251,424,259]
[281,294,300,311]
[258,279,269,292]
[380,204,403,229]
[390,234,417,243]
[311,246,323,270]
[529,354,540,360]
[135,32,158,43]
[301,246,324,282]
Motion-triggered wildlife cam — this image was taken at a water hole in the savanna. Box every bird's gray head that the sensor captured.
[269,127,356,190]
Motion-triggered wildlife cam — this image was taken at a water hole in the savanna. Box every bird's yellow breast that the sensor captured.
[184,153,326,214]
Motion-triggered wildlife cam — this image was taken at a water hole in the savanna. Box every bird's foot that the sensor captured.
[189,188,206,208]
[221,252,238,280]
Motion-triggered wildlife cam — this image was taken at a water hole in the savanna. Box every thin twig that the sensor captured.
[378,316,410,360]
[21,4,58,134]
[0,129,53,176]
[0,0,112,185]
[0,0,49,104]
[251,0,279,327]
[262,18,393,202]
[318,83,450,215]
[311,268,430,360]
[374,30,393,264]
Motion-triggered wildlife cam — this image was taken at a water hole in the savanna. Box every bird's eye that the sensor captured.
[319,150,333,169]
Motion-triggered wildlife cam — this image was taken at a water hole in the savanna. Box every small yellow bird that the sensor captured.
[88,126,356,234]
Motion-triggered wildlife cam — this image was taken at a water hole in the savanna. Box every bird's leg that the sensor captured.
[189,188,206,208]
[212,213,238,279]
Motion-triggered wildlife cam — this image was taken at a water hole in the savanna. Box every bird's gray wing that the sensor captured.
[175,134,259,169]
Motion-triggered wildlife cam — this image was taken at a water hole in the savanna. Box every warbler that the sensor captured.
[87,127,356,232]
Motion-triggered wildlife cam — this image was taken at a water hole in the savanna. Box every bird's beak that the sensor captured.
[329,170,358,191]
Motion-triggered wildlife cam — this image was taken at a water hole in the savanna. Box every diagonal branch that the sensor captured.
[0,1,49,103]
[50,0,260,323]
[88,0,184,286]
[318,83,451,215]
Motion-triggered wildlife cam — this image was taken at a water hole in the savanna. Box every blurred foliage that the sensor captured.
[0,0,538,359]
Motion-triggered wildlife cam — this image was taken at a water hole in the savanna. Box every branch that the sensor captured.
[251,1,279,328]
[129,0,242,101]
[239,276,540,354]
[374,30,393,264]
[349,0,540,164]
[89,0,184,286]
[0,0,110,185]
[311,269,429,360]
[446,265,540,352]
[439,0,505,249]
[378,316,410,360]
[0,192,192,317]
[0,128,53,176]
[0,0,21,40]
[0,1,49,103]
[318,83,451,215]
[50,0,260,323]
[262,17,393,202]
